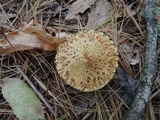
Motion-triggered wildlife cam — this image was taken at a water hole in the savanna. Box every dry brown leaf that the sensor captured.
[86,0,113,29]
[0,11,16,23]
[0,20,66,55]
[65,0,96,20]
[0,11,16,29]
[86,0,118,42]
[119,42,140,65]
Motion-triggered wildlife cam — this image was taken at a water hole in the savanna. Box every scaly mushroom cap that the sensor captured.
[55,30,119,92]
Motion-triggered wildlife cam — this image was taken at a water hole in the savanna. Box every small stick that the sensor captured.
[16,67,54,113]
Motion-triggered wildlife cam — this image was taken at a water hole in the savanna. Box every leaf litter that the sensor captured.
[0,20,66,55]
[65,0,96,20]
[86,0,113,29]
[0,0,157,120]
[114,68,138,105]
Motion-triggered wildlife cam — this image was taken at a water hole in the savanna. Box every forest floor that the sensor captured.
[0,0,160,120]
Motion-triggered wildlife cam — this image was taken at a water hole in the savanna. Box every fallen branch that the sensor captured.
[122,0,158,120]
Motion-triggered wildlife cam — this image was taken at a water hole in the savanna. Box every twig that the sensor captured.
[122,0,158,120]
[16,67,55,113]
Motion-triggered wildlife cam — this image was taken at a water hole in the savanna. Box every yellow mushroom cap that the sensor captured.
[55,30,119,92]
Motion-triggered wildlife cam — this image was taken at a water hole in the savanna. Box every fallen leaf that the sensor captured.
[114,68,138,105]
[86,0,113,29]
[86,0,118,42]
[0,20,66,55]
[119,42,140,65]
[65,0,96,20]
[1,78,45,120]
[39,1,63,17]
[0,11,16,28]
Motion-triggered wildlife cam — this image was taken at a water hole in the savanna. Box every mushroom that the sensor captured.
[55,30,119,92]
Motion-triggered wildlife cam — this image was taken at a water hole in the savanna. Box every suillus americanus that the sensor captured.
[55,30,119,92]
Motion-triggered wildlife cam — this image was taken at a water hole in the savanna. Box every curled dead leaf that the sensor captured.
[0,20,66,55]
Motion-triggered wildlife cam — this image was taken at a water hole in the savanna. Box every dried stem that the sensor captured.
[16,67,55,114]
